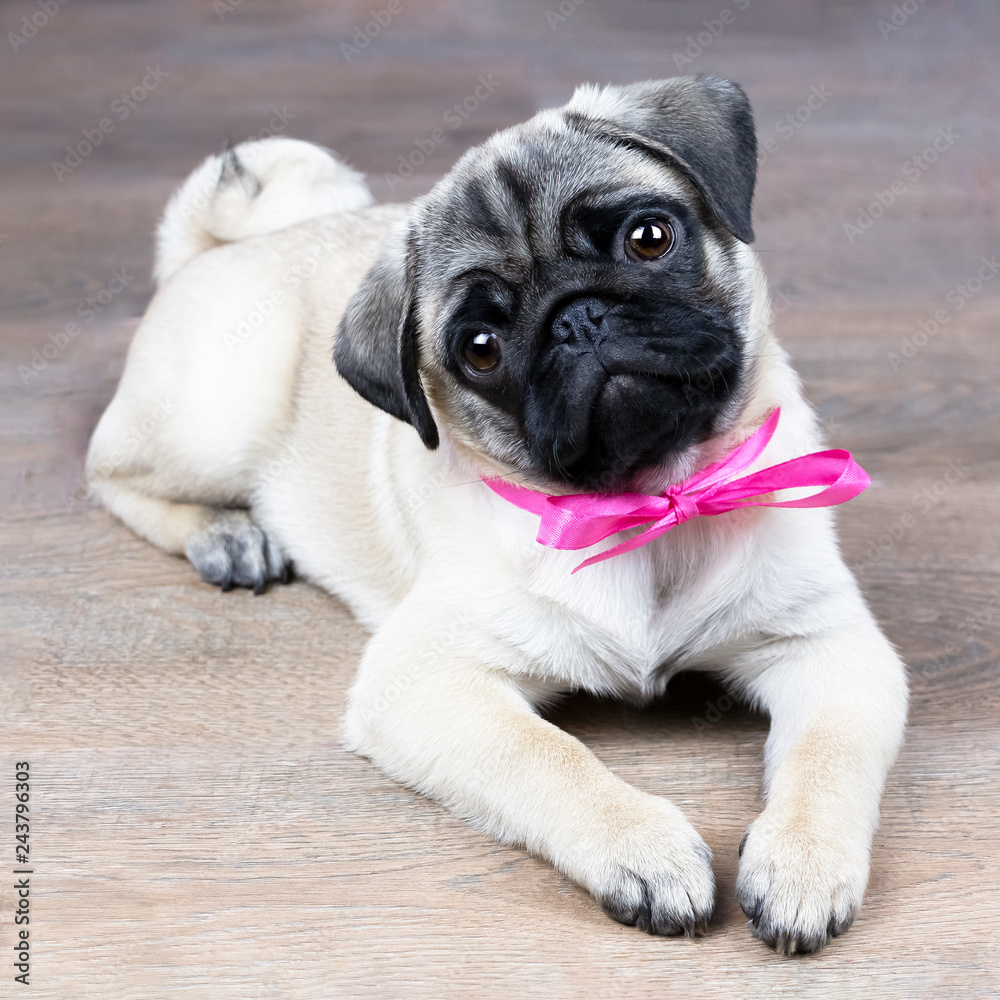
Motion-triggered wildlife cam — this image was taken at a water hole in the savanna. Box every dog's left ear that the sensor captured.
[564,75,758,244]
[335,220,439,449]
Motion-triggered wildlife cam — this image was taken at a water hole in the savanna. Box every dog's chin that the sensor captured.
[527,373,730,493]
[558,445,702,495]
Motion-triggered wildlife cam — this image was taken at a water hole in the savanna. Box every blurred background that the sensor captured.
[1,2,998,997]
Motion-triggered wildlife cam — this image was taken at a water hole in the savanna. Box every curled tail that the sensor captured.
[154,137,373,284]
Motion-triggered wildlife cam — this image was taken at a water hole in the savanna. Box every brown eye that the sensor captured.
[625,218,675,261]
[462,330,502,374]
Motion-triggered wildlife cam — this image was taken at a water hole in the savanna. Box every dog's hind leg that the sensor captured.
[85,340,296,594]
[83,253,301,593]
[89,478,288,593]
[86,135,371,592]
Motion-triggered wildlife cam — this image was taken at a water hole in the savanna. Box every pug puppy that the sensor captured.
[86,76,908,954]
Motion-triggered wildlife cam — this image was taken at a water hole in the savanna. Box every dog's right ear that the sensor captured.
[335,222,439,449]
[564,76,758,244]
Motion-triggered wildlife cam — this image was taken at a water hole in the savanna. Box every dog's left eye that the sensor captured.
[462,331,502,374]
[625,218,675,261]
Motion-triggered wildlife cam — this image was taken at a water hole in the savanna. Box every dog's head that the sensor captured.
[336,76,760,489]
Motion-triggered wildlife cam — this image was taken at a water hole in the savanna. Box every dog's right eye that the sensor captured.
[462,331,502,374]
[625,217,675,261]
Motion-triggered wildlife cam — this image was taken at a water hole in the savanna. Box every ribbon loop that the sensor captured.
[483,408,870,573]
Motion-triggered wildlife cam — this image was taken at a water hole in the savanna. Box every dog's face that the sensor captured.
[337,76,759,489]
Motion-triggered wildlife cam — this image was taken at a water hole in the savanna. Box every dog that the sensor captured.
[86,76,908,954]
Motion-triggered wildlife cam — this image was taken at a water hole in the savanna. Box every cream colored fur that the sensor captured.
[86,135,907,953]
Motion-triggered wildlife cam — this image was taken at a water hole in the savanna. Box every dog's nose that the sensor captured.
[551,297,609,346]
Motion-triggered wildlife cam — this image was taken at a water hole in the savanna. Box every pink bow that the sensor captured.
[483,408,870,572]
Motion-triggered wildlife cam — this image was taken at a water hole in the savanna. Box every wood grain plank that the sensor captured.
[2,0,999,996]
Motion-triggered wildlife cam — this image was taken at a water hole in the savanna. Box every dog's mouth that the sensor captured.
[527,367,734,491]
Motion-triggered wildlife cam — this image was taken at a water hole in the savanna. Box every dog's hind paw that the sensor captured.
[185,510,290,594]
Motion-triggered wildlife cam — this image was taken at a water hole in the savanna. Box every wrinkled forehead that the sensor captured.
[417,112,694,282]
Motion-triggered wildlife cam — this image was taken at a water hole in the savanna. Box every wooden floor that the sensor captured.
[2,1,999,996]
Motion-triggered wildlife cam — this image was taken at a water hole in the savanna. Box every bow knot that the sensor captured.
[483,408,870,573]
[663,485,699,526]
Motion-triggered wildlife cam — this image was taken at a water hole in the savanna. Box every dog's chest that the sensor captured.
[503,522,751,701]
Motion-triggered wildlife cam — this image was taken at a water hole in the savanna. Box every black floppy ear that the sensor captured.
[564,75,758,244]
[335,223,439,449]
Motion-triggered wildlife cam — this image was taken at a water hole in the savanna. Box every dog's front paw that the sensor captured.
[185,510,290,594]
[586,792,715,937]
[735,809,869,955]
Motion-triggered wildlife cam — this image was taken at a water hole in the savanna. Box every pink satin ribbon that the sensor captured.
[483,408,870,572]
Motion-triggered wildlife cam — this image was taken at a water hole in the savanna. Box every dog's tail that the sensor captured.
[154,137,374,284]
